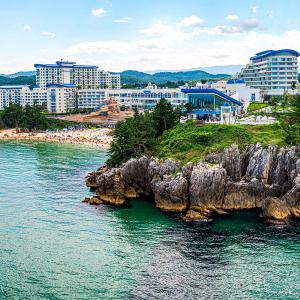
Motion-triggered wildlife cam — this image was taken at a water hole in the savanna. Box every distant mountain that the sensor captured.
[121,70,230,85]
[0,69,231,88]
[0,71,36,78]
[0,75,36,87]
[199,65,244,75]
[145,65,244,75]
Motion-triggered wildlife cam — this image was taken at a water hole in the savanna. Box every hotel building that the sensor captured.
[47,84,77,113]
[235,49,299,95]
[77,89,108,110]
[0,85,27,109]
[20,87,48,108]
[34,60,121,89]
[108,84,187,109]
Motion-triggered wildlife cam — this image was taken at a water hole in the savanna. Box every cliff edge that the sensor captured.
[85,143,300,224]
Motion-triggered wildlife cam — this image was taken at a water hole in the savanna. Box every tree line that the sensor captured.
[107,99,181,166]
[0,103,48,131]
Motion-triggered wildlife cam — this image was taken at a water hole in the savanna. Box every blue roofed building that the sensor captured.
[181,88,243,124]
[34,59,121,90]
[235,49,299,95]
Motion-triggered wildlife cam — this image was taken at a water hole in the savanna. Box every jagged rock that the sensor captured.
[204,153,221,164]
[148,158,180,179]
[245,144,277,183]
[82,196,103,205]
[89,197,103,205]
[181,162,194,179]
[151,173,189,212]
[85,144,300,223]
[121,156,151,196]
[222,144,242,181]
[223,179,266,209]
[82,197,90,203]
[284,175,300,218]
[94,167,127,206]
[262,197,291,223]
[189,163,227,210]
[183,210,212,222]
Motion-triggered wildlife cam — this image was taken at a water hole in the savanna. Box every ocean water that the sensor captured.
[0,141,299,300]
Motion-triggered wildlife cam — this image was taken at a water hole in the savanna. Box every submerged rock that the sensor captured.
[85,144,300,223]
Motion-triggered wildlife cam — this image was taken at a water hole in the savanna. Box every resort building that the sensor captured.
[235,49,299,95]
[77,89,108,110]
[108,83,187,109]
[20,87,48,108]
[34,60,121,89]
[0,85,27,109]
[47,84,77,113]
[181,88,243,123]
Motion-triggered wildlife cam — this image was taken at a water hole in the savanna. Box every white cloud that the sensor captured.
[178,16,204,27]
[91,8,106,17]
[139,22,189,42]
[41,31,56,39]
[226,14,239,20]
[23,25,31,31]
[250,6,258,13]
[113,17,133,23]
[193,19,260,36]
[64,26,300,72]
[268,10,274,18]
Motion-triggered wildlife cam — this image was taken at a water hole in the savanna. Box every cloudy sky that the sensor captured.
[0,0,299,73]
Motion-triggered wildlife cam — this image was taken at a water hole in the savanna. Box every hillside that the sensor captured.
[0,75,36,87]
[121,70,230,85]
[158,122,286,163]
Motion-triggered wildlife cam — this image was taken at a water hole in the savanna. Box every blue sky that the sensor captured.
[0,0,299,73]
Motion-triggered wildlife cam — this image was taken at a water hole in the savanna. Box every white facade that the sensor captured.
[235,49,299,95]
[77,89,108,110]
[47,84,77,113]
[20,87,48,108]
[0,85,26,109]
[108,87,187,109]
[35,60,121,89]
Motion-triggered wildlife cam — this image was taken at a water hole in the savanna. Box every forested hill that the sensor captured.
[0,75,36,87]
[0,70,230,89]
[1,69,299,88]
[120,70,230,86]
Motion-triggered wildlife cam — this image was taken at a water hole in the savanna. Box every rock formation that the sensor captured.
[85,143,300,223]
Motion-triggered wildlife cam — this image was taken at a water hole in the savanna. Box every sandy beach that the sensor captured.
[0,128,113,147]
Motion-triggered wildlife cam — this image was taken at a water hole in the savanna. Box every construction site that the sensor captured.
[51,98,134,127]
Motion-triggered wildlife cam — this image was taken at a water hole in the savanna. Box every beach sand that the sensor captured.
[0,128,113,148]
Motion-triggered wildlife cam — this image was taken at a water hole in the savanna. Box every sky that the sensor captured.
[0,0,300,73]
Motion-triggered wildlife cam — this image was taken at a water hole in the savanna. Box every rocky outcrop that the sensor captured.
[85,143,300,223]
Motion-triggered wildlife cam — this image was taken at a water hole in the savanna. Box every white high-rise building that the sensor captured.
[20,87,48,108]
[47,84,77,113]
[0,85,26,109]
[34,60,121,89]
[235,49,299,95]
[77,89,108,110]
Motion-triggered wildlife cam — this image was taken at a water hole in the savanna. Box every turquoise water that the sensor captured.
[0,141,299,299]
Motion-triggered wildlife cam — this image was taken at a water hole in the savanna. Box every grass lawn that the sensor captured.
[158,121,286,163]
[247,102,269,112]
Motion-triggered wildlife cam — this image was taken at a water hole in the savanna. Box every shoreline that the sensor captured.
[0,128,113,148]
[85,144,300,224]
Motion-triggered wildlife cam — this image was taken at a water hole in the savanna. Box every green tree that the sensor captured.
[0,103,23,128]
[152,98,180,136]
[20,105,48,131]
[107,111,156,166]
